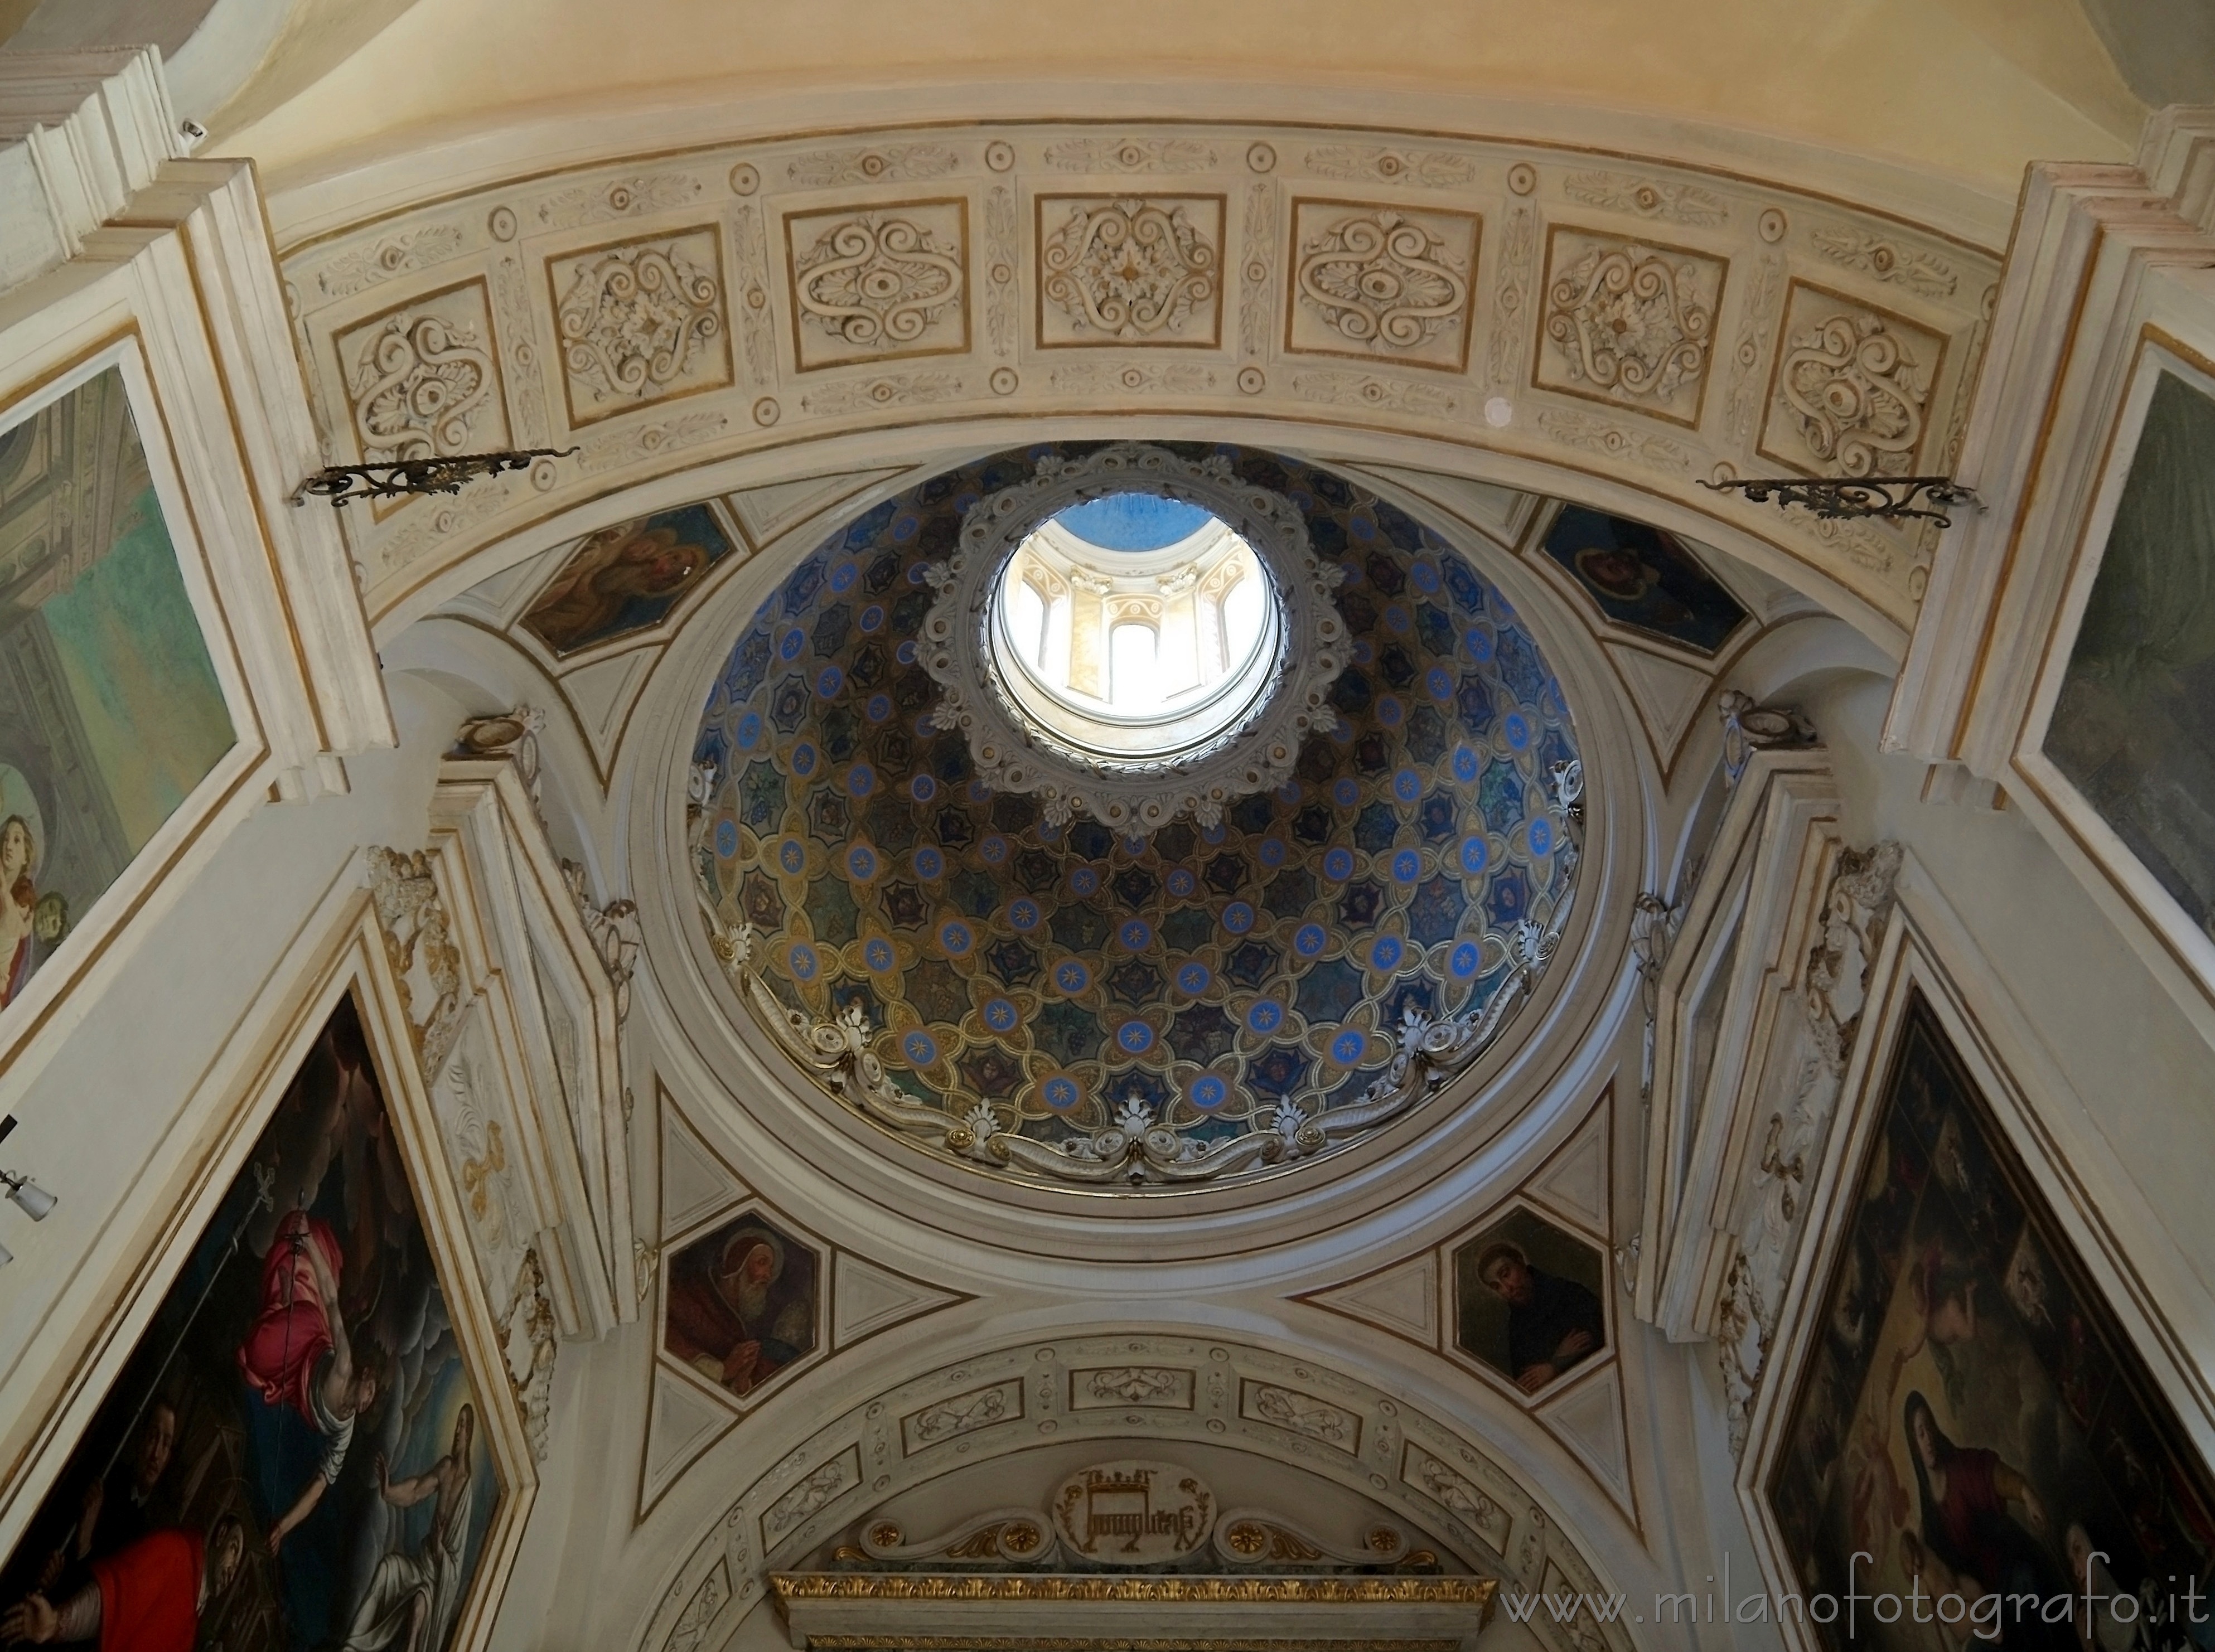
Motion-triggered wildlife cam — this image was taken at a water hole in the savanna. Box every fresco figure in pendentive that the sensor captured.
[342,1405,476,1652]
[1476,1240,1607,1394]
[1,1513,244,1652]
[664,1227,814,1397]
[520,508,729,656]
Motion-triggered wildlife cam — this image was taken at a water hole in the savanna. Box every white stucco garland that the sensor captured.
[917,443,1350,833]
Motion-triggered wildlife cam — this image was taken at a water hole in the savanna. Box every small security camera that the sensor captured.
[180,118,207,144]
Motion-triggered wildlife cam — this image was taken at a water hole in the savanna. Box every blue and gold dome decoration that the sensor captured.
[690,444,1583,1189]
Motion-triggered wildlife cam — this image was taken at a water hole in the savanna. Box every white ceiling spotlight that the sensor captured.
[0,1115,56,1265]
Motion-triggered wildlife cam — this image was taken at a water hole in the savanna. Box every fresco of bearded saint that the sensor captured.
[662,1229,814,1396]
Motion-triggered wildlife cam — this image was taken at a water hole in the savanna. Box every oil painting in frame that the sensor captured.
[0,338,263,1068]
[0,891,534,1652]
[1757,923,2215,1652]
[2021,335,2215,1007]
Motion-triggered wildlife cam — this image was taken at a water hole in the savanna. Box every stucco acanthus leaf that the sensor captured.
[502,1246,559,1462]
[347,314,496,463]
[1561,171,1729,226]
[555,242,724,407]
[1803,840,1902,1074]
[794,215,964,351]
[1534,408,1690,469]
[799,373,968,416]
[318,225,467,299]
[536,173,700,230]
[1543,243,1714,403]
[1778,311,1931,478]
[1289,371,1457,416]
[367,845,469,1076]
[1304,146,1475,188]
[1295,211,1469,353]
[1042,138,1216,172]
[786,145,960,187]
[1042,198,1219,340]
[1810,227,1958,298]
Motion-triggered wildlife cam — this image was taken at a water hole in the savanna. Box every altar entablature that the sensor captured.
[272,117,2002,653]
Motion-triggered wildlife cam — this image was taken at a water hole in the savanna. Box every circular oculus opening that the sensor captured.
[988,492,1284,765]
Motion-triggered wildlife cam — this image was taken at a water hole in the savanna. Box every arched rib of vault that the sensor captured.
[602,434,1651,1262]
[271,101,2005,656]
[610,1326,1679,1652]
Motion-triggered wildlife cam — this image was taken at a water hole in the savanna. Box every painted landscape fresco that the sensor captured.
[0,997,501,1652]
[1770,992,2215,1652]
[0,366,235,1016]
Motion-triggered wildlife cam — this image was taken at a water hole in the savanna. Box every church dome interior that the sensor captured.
[0,9,2210,1652]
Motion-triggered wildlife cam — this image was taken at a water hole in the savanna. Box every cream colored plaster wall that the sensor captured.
[215,0,2141,195]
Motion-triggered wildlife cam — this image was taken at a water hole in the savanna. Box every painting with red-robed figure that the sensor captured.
[0,995,501,1652]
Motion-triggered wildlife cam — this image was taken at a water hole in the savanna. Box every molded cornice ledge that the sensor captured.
[255,72,2027,254]
[0,47,186,297]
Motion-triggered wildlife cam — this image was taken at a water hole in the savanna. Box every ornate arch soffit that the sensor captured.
[279,107,2003,656]
[627,1331,1648,1652]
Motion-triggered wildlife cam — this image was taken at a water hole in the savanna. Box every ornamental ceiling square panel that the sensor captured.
[544,225,732,428]
[331,278,510,519]
[784,197,971,371]
[1757,278,1947,479]
[1283,199,1481,373]
[1033,193,1225,349]
[1532,226,1725,429]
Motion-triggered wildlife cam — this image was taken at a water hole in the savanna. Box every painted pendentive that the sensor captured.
[689,444,1580,1189]
[1537,505,1749,657]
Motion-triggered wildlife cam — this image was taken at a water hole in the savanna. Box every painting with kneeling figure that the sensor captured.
[0,365,236,1020]
[1769,991,2215,1652]
[0,996,502,1652]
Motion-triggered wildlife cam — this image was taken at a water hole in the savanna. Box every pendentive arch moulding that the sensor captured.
[623,1329,1658,1652]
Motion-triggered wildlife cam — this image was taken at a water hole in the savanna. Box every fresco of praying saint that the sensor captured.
[662,1218,819,1399]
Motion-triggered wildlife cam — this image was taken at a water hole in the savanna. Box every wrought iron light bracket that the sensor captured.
[290,447,579,508]
[1697,474,1982,526]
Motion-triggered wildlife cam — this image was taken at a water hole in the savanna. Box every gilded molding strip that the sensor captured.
[770,1575,1498,1605]
[800,1640,1463,1651]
